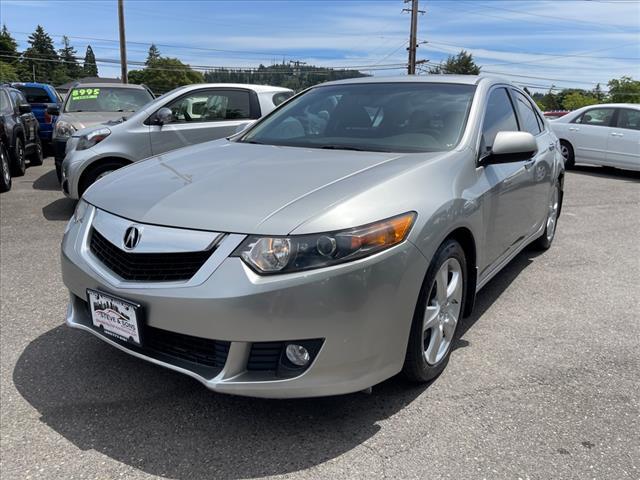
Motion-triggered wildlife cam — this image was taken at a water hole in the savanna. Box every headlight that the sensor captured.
[232,212,416,274]
[64,199,90,234]
[54,121,76,139]
[76,127,111,151]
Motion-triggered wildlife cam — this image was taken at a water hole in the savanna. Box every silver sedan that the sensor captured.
[61,75,564,398]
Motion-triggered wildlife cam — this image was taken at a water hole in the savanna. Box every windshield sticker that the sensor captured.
[70,88,101,100]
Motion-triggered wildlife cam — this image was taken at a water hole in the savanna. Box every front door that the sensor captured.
[150,89,255,156]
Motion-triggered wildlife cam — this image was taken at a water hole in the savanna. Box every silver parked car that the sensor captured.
[61,76,564,398]
[50,82,155,182]
[61,84,293,199]
[550,103,640,171]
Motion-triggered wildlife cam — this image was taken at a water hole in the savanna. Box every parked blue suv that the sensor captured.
[11,82,62,145]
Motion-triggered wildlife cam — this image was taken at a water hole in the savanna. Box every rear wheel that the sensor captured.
[0,143,12,192]
[28,138,43,166]
[532,180,561,250]
[10,137,26,177]
[79,160,128,197]
[402,239,467,382]
[560,140,575,169]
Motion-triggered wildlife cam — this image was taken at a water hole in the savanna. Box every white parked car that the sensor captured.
[61,83,293,199]
[550,103,640,171]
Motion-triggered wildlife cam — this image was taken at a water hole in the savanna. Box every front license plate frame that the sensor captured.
[87,289,143,345]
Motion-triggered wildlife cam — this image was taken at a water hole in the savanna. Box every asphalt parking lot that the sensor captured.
[1,158,638,480]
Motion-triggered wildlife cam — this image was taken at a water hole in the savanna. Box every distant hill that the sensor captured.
[203,63,367,91]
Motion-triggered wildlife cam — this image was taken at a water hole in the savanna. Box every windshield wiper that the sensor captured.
[320,145,367,151]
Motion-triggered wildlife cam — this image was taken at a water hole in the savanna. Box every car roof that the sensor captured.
[575,103,640,109]
[69,83,149,89]
[317,74,510,87]
[181,83,293,93]
[11,82,54,88]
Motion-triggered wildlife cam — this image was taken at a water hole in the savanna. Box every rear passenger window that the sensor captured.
[15,86,50,103]
[273,91,293,106]
[480,88,519,155]
[513,91,541,135]
[616,109,640,131]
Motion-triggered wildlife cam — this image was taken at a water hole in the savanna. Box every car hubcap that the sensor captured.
[546,186,559,242]
[1,151,9,183]
[423,258,463,365]
[560,145,569,160]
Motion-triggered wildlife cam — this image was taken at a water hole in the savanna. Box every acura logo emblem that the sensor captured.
[123,226,141,250]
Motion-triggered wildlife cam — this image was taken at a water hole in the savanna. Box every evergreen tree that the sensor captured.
[83,45,98,77]
[0,61,19,82]
[22,25,59,82]
[0,25,19,64]
[429,50,481,75]
[146,44,161,65]
[59,35,82,80]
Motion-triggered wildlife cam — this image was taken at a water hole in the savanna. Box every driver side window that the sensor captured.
[480,88,519,155]
[165,90,251,123]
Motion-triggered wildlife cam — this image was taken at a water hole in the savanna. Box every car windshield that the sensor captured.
[240,82,476,153]
[64,87,153,113]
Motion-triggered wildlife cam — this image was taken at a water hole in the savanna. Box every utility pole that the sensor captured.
[118,0,128,83]
[403,0,425,75]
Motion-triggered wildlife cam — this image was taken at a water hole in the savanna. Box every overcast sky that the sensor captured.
[2,0,639,92]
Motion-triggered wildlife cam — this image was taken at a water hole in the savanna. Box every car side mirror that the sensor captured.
[154,107,173,126]
[18,104,32,114]
[46,104,60,116]
[480,131,537,166]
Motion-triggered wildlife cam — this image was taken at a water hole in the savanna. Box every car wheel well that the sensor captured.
[78,157,131,194]
[443,227,477,317]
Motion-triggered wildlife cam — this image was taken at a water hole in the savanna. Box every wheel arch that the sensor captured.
[78,156,132,195]
[442,226,477,318]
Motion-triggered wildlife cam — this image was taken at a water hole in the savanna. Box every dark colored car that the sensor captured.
[11,82,62,145]
[0,86,43,177]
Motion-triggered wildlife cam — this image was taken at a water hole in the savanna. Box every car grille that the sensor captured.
[143,326,230,370]
[89,228,215,282]
[247,342,283,371]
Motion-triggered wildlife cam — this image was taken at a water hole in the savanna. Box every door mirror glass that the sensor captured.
[46,104,60,115]
[481,131,537,165]
[18,104,32,114]
[155,107,173,126]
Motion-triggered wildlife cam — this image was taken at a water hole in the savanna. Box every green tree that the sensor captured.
[0,25,19,64]
[83,45,98,77]
[59,35,82,80]
[128,57,203,94]
[607,76,640,103]
[562,91,598,110]
[429,50,481,75]
[21,25,59,82]
[146,44,161,65]
[0,61,19,81]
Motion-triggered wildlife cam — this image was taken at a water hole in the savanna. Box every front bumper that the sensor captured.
[61,140,92,199]
[61,206,429,398]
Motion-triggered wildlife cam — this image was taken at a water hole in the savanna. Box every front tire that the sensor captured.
[79,160,127,197]
[560,140,575,169]
[28,138,43,166]
[0,143,12,192]
[10,136,26,177]
[402,239,467,383]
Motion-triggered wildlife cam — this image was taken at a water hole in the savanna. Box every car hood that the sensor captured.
[84,140,443,235]
[63,111,131,130]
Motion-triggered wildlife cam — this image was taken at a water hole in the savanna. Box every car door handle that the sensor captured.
[610,132,624,137]
[568,127,580,132]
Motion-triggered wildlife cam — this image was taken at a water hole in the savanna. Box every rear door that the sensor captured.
[149,88,257,156]
[606,108,640,170]
[9,90,38,147]
[569,107,616,165]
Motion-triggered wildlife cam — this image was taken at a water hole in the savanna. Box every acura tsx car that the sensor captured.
[61,76,564,398]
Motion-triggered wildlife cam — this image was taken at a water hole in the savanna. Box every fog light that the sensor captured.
[285,344,310,367]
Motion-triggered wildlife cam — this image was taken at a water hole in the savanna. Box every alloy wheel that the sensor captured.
[422,258,463,365]
[546,185,560,243]
[1,148,10,184]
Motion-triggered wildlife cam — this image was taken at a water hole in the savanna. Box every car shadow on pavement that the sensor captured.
[569,165,640,182]
[33,169,62,191]
[42,198,76,221]
[13,248,540,479]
